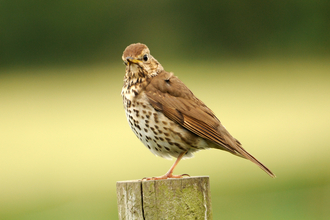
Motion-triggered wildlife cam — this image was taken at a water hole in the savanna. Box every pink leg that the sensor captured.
[143,152,190,180]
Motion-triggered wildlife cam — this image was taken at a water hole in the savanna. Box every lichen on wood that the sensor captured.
[117,176,212,220]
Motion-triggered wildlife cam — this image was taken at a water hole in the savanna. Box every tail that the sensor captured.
[233,140,276,178]
[216,125,276,178]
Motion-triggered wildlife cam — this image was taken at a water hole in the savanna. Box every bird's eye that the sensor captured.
[143,54,148,61]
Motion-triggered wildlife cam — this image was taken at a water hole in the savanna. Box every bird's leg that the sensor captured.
[143,152,190,180]
[162,152,187,178]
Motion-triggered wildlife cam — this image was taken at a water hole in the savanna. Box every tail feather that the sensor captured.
[233,140,276,178]
[217,125,276,178]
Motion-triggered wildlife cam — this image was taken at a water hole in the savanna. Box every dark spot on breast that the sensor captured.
[146,115,150,119]
[155,147,159,151]
[162,121,167,125]
[168,142,174,145]
[157,144,162,149]
[155,125,159,129]
[159,137,164,141]
[145,120,149,124]
[142,110,147,114]
[180,137,187,144]
[174,143,185,151]
[154,136,159,140]
[165,147,170,151]
[126,100,131,108]
[153,113,159,122]
[147,145,151,149]
[164,132,169,136]
[144,128,148,132]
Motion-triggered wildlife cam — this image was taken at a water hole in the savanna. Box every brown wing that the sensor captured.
[145,71,235,153]
[145,71,276,178]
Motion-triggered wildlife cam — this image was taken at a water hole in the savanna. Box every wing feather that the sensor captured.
[146,71,228,148]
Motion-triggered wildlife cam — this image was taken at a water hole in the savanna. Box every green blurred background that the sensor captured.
[1,1,329,219]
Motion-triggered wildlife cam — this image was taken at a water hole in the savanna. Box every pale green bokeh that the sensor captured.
[1,58,329,219]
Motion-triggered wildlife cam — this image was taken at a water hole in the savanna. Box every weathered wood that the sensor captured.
[116,180,144,219]
[116,176,212,220]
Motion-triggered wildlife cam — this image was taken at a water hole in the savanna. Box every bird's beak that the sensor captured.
[126,57,141,65]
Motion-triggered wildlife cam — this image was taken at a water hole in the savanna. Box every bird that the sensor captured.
[121,43,275,180]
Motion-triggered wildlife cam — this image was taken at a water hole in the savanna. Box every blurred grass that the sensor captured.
[0,58,330,219]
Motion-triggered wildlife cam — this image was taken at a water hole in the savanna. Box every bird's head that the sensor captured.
[122,43,164,81]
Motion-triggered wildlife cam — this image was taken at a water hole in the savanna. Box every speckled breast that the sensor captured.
[122,89,206,159]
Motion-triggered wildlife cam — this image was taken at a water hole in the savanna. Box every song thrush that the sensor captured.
[121,43,275,180]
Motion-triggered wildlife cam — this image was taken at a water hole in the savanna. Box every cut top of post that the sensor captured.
[116,176,212,220]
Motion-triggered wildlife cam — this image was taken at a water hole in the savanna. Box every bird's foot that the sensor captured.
[142,173,190,181]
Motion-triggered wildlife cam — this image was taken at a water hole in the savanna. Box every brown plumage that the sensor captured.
[121,43,275,179]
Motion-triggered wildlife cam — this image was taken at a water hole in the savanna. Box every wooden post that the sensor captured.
[116,176,212,220]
